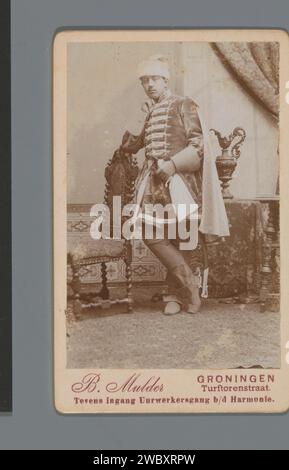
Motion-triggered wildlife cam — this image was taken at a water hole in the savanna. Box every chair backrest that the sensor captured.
[104,148,139,236]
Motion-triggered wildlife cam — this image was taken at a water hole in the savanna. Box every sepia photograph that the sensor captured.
[53,30,289,413]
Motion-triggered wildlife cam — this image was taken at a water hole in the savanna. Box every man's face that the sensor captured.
[140,75,168,101]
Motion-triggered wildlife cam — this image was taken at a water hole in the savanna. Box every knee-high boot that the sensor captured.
[144,238,201,313]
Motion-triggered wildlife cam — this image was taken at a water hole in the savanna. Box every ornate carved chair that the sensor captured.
[68,149,138,319]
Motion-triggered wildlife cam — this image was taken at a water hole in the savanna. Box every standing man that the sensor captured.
[121,55,229,315]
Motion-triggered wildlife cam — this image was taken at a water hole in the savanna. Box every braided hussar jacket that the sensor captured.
[122,91,204,208]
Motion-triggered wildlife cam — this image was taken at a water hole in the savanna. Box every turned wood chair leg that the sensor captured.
[74,297,82,320]
[99,262,109,300]
[71,266,82,320]
[125,257,133,312]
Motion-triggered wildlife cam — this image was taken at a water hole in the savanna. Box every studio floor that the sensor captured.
[66,286,280,370]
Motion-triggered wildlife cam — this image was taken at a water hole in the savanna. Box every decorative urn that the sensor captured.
[210,127,246,199]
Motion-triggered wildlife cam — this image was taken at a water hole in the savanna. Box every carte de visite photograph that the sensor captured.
[53,29,289,413]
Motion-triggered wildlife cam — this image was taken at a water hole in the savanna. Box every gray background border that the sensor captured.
[5,0,289,449]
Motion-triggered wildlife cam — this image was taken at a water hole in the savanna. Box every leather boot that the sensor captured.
[163,301,182,315]
[170,265,201,314]
[186,283,201,314]
[162,295,182,315]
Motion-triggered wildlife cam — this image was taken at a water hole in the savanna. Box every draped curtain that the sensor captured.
[211,42,279,122]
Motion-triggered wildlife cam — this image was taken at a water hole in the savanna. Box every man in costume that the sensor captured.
[121,55,229,315]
